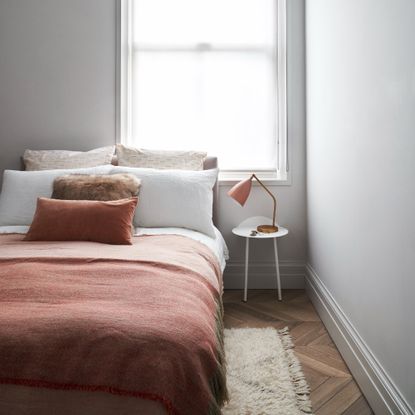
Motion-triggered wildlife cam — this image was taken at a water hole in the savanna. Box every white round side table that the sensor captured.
[232,216,289,302]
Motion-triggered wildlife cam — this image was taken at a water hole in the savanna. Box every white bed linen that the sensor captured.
[0,165,113,226]
[0,225,229,271]
[134,226,229,271]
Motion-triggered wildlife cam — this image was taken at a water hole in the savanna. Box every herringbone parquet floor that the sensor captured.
[223,289,373,415]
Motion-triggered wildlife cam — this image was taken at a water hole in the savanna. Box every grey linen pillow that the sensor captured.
[116,144,207,171]
[23,146,115,171]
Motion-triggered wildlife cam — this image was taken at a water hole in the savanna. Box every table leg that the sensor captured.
[243,238,249,302]
[273,238,282,301]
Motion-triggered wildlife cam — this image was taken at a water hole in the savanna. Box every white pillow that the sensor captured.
[111,166,217,237]
[0,165,113,226]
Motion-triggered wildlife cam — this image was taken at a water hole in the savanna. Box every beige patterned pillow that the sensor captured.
[23,146,115,171]
[116,144,207,170]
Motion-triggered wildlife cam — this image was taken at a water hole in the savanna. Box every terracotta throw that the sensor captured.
[0,234,227,415]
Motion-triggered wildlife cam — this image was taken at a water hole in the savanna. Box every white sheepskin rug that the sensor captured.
[223,327,313,415]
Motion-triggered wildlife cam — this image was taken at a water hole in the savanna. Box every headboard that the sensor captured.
[203,157,219,227]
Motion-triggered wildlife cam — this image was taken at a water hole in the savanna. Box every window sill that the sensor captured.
[218,170,291,186]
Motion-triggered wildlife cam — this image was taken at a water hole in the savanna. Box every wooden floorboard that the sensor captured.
[223,289,373,415]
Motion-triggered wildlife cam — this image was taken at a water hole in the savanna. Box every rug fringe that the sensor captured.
[278,328,313,414]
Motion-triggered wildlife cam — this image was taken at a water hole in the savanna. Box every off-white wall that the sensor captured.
[222,0,307,289]
[0,0,307,289]
[306,0,415,410]
[0,0,116,172]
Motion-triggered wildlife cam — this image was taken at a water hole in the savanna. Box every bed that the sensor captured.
[0,157,228,415]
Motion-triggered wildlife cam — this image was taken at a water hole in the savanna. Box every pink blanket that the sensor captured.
[0,234,227,415]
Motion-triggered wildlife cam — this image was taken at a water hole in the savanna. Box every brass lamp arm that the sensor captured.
[251,174,277,227]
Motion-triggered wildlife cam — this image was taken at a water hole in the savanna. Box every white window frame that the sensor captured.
[116,0,289,183]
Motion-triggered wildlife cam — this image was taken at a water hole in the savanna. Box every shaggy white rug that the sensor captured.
[223,327,312,415]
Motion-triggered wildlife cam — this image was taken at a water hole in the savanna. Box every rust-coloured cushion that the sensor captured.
[24,197,138,245]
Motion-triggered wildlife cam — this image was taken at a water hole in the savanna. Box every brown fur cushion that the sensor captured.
[52,174,141,201]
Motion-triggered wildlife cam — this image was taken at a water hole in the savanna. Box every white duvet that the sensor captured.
[0,225,229,272]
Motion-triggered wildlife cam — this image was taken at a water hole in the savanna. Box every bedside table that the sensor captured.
[232,216,289,302]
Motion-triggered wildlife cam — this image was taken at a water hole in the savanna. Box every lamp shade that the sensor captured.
[227,177,253,206]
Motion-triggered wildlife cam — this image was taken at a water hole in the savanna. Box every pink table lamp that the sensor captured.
[228,174,278,233]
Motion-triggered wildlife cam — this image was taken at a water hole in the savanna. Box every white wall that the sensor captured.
[306,0,415,411]
[0,0,307,289]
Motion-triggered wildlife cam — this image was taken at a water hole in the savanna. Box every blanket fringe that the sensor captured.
[278,327,313,414]
[208,298,229,415]
[0,378,179,415]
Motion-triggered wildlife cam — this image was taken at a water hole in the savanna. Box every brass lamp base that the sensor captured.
[257,224,279,233]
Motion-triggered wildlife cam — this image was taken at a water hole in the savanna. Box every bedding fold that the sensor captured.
[0,234,227,415]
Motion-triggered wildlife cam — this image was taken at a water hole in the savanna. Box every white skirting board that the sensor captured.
[305,264,414,415]
[223,260,305,289]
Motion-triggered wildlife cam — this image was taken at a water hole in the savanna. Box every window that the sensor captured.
[118,0,287,180]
